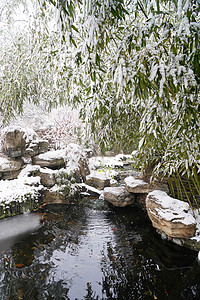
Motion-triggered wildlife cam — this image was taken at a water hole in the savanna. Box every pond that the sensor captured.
[0,199,199,300]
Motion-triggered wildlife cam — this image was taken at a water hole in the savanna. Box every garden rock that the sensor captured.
[43,189,66,204]
[32,149,65,169]
[77,183,102,197]
[103,186,135,207]
[0,156,22,180]
[25,139,49,157]
[2,126,37,158]
[38,168,57,187]
[146,190,196,239]
[86,171,110,190]
[125,176,168,194]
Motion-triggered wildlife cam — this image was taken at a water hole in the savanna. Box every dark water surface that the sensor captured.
[0,200,199,300]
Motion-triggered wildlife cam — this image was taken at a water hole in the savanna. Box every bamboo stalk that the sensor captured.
[176,172,195,217]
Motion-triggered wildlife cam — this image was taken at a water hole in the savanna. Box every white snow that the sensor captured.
[0,176,43,205]
[37,149,66,161]
[77,183,102,195]
[65,143,85,171]
[124,176,148,188]
[88,154,133,170]
[0,157,13,171]
[87,169,117,181]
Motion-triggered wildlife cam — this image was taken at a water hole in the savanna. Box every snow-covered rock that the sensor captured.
[1,126,37,158]
[77,183,102,197]
[32,149,65,169]
[88,154,133,170]
[86,170,113,190]
[125,176,153,193]
[0,166,44,218]
[104,186,135,207]
[125,176,168,194]
[25,139,49,157]
[146,190,196,239]
[0,156,22,180]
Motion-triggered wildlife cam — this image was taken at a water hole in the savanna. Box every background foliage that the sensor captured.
[0,0,200,182]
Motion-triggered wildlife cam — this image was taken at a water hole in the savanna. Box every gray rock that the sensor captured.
[104,186,135,207]
[125,176,154,193]
[38,168,57,187]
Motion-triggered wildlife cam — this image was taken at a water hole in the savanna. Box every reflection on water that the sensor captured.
[0,202,199,299]
[0,212,41,255]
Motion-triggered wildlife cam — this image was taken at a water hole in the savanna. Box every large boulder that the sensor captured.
[0,156,22,180]
[32,149,65,169]
[1,126,37,158]
[104,186,135,207]
[146,190,196,239]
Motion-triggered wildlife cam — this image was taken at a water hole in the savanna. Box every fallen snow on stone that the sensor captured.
[124,176,148,187]
[38,149,66,161]
[18,165,40,178]
[0,176,43,205]
[89,154,133,170]
[77,183,102,195]
[104,186,126,196]
[148,190,196,226]
[87,169,118,181]
[2,126,36,144]
[0,157,12,171]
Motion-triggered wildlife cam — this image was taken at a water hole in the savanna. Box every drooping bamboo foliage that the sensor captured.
[0,0,200,211]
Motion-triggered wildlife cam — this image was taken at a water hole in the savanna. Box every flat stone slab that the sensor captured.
[146,190,196,239]
[104,186,135,207]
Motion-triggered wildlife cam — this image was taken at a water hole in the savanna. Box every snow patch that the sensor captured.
[124,176,148,188]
